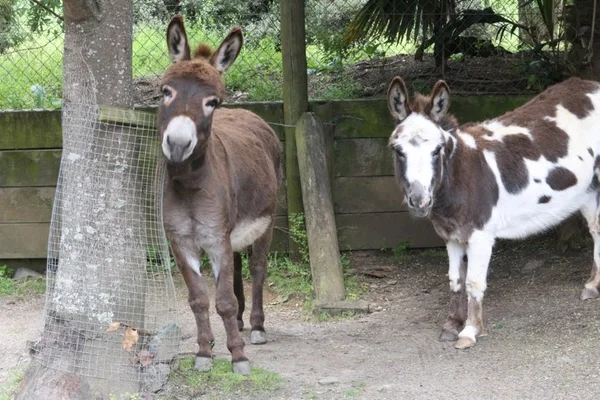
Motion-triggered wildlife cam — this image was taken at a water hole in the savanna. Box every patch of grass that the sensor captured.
[0,265,45,298]
[170,357,282,398]
[344,380,367,398]
[392,241,411,259]
[492,322,505,330]
[0,364,26,400]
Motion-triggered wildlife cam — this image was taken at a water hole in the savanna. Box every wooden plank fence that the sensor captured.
[0,96,531,262]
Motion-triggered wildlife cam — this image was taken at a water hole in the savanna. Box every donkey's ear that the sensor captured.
[429,80,450,122]
[387,77,411,122]
[167,15,191,62]
[210,26,243,73]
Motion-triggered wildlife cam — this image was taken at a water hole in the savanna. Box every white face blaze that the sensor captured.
[390,113,449,213]
[162,115,197,162]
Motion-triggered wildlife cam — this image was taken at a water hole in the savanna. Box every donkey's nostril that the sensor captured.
[184,140,192,150]
[408,197,416,208]
[166,136,171,146]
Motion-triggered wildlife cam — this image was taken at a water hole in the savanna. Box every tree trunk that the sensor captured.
[15,1,167,398]
[565,0,600,79]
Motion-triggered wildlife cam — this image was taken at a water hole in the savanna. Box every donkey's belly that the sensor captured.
[230,216,272,252]
[490,186,593,240]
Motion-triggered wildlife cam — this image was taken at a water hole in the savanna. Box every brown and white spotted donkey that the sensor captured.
[158,15,282,374]
[386,76,600,350]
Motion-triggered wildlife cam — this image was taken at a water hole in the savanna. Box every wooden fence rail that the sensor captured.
[0,96,531,265]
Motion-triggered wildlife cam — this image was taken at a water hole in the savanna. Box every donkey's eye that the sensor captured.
[396,149,405,159]
[162,87,172,98]
[432,146,442,157]
[205,99,219,108]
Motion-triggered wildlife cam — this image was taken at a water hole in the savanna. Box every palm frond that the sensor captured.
[345,0,455,45]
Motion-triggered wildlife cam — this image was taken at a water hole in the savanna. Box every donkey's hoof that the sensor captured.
[232,360,251,375]
[250,330,267,345]
[454,337,476,350]
[580,287,599,300]
[439,329,458,342]
[194,356,213,372]
[237,319,244,331]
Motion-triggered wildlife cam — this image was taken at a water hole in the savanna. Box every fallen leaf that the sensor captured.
[137,350,155,366]
[106,322,121,332]
[123,327,139,352]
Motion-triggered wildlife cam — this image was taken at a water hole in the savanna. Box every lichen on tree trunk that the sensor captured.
[15,1,178,398]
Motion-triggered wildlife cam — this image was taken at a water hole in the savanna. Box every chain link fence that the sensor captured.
[0,0,571,110]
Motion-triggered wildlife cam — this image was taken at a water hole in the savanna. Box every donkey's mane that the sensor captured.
[194,44,213,60]
[411,92,459,133]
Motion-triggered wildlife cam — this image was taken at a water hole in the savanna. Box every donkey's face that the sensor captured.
[387,77,455,217]
[157,15,243,164]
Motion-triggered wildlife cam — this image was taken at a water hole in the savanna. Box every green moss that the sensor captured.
[168,357,282,398]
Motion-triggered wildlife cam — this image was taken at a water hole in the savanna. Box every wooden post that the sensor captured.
[295,113,345,302]
[281,0,308,257]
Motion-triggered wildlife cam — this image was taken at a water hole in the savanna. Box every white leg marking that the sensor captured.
[580,198,600,289]
[206,245,227,281]
[184,251,202,277]
[447,241,466,292]
[457,324,478,342]
[465,231,495,302]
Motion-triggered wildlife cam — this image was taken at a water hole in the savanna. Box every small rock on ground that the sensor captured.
[13,268,44,281]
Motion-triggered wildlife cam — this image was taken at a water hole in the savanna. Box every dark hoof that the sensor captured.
[237,319,244,331]
[581,287,599,300]
[250,330,267,345]
[232,360,251,375]
[439,329,458,342]
[194,356,213,372]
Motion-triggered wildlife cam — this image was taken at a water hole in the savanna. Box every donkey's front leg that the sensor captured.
[208,240,250,374]
[455,231,494,350]
[171,244,215,371]
[439,241,467,342]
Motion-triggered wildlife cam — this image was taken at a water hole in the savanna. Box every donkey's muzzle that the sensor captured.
[407,194,432,218]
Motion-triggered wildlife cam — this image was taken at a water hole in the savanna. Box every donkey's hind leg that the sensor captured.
[248,223,274,345]
[233,252,245,331]
[580,194,600,300]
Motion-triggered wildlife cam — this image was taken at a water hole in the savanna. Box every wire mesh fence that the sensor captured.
[0,0,575,108]
[29,49,180,390]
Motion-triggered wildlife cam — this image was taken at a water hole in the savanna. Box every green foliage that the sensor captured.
[20,0,62,34]
[288,213,310,266]
[0,0,21,54]
[0,364,25,400]
[171,357,282,397]
[0,264,46,298]
[264,213,364,308]
[392,241,411,258]
[346,0,456,45]
[517,58,563,92]
[146,246,176,275]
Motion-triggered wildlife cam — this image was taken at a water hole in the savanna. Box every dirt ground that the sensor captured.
[3,234,600,399]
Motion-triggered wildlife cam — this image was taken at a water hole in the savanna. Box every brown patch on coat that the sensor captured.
[546,167,578,191]
[430,134,499,242]
[461,125,535,194]
[501,77,597,122]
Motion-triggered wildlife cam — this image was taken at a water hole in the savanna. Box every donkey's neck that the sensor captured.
[166,143,212,188]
